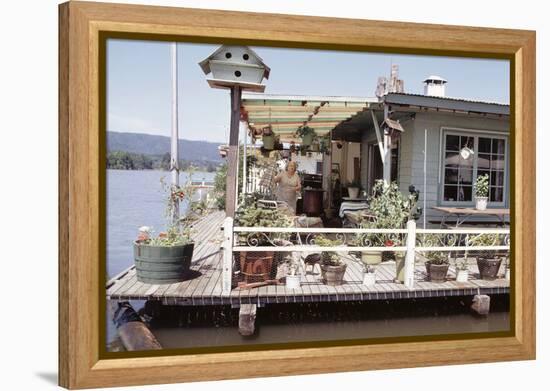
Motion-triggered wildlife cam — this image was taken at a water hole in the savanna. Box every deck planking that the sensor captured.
[107,211,510,306]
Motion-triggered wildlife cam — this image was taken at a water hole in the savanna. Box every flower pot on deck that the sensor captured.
[476,257,502,280]
[133,242,195,284]
[320,263,347,286]
[425,261,450,283]
[362,271,376,286]
[237,251,275,283]
[456,269,469,283]
[285,274,301,289]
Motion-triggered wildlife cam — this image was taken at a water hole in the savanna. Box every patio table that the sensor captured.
[432,206,510,228]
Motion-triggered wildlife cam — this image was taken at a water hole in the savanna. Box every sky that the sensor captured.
[107,39,510,143]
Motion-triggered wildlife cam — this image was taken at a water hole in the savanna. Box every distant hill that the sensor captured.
[107,131,223,162]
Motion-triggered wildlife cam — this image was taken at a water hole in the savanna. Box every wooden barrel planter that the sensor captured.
[237,251,275,283]
[477,257,502,280]
[425,261,450,283]
[133,242,195,284]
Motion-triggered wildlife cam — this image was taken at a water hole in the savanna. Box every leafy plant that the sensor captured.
[315,235,344,266]
[423,251,449,265]
[234,203,293,245]
[468,233,500,259]
[319,135,331,154]
[474,174,489,198]
[135,174,196,247]
[295,125,316,139]
[455,256,469,271]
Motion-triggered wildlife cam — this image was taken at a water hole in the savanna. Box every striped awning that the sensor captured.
[241,93,379,142]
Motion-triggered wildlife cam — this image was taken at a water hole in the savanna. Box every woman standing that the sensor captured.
[274,161,301,213]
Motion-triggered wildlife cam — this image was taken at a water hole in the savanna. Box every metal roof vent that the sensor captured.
[423,75,447,97]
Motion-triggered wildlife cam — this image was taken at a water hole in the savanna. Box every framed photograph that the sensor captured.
[59,1,535,389]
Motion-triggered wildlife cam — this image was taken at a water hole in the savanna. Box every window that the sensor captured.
[441,131,507,205]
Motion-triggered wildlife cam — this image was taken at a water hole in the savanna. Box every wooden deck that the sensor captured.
[107,211,509,307]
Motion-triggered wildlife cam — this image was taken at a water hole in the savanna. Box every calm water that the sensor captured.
[106,170,510,350]
[107,169,215,278]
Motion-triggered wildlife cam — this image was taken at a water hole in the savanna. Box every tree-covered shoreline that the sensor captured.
[107,151,220,172]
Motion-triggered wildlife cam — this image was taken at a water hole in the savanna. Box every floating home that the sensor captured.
[107,47,510,344]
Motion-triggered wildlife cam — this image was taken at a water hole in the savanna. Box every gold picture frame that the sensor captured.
[59,1,536,388]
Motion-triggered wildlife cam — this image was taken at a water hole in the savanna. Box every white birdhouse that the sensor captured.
[199,45,270,92]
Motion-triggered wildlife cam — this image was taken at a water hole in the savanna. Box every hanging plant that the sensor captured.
[295,125,316,146]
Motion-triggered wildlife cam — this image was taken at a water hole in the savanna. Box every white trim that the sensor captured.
[438,127,508,208]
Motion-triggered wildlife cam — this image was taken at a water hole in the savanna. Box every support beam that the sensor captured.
[238,304,257,336]
[382,105,391,184]
[404,220,416,288]
[222,216,234,294]
[170,42,180,221]
[226,86,242,218]
[370,110,385,164]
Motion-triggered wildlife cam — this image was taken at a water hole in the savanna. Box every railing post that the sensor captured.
[222,216,234,294]
[404,219,416,288]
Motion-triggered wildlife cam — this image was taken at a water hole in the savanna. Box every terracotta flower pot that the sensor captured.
[320,262,347,286]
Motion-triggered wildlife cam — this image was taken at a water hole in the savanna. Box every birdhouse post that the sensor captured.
[199,46,270,217]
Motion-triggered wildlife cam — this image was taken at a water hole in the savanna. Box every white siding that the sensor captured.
[407,113,509,225]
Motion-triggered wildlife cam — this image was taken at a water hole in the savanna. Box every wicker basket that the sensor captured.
[236,251,275,283]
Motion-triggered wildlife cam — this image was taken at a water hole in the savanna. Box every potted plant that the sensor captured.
[284,254,302,289]
[315,235,347,286]
[345,179,362,199]
[362,265,376,286]
[469,233,502,280]
[455,256,469,282]
[423,251,450,282]
[296,125,316,147]
[357,220,383,266]
[262,126,275,150]
[234,203,293,283]
[133,177,196,284]
[362,180,419,282]
[474,174,489,210]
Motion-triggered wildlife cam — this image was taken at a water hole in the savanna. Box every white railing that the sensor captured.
[221,217,510,293]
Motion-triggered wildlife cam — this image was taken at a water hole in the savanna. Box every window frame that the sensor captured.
[438,127,508,207]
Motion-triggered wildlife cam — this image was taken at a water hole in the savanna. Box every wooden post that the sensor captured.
[404,219,416,288]
[170,42,180,221]
[222,216,234,294]
[382,105,391,185]
[238,304,257,336]
[242,122,247,196]
[226,86,242,218]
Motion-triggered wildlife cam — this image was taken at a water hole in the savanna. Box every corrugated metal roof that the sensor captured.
[383,92,509,115]
[385,92,509,107]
